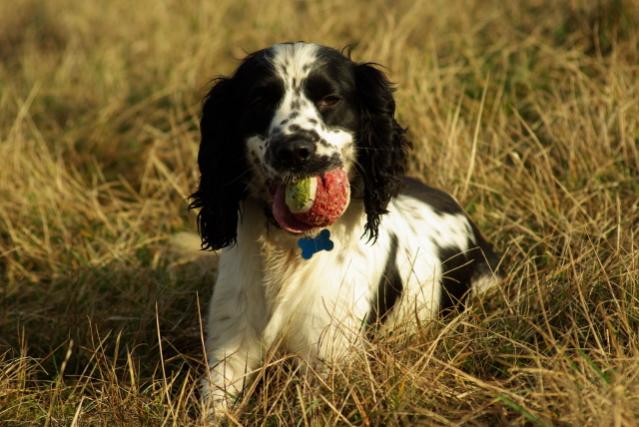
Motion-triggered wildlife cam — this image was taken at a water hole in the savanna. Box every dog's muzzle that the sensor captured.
[267,131,342,175]
[268,134,317,171]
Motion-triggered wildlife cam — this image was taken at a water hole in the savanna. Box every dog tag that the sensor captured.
[297,229,334,260]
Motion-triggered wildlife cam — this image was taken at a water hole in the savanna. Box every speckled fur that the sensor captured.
[190,42,501,413]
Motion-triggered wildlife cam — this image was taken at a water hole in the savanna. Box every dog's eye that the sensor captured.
[249,92,268,105]
[249,87,278,106]
[316,95,341,110]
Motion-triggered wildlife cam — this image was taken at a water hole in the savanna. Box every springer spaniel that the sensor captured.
[190,42,500,411]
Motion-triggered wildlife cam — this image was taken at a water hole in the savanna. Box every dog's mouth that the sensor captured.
[270,168,351,234]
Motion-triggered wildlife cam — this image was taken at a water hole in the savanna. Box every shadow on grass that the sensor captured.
[0,257,215,394]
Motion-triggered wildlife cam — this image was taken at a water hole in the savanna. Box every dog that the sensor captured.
[190,42,500,411]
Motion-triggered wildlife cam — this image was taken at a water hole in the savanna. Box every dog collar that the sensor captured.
[298,229,334,260]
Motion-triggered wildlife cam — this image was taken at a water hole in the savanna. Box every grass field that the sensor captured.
[1,0,639,425]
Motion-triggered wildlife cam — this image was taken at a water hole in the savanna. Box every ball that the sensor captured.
[285,176,317,214]
[288,169,350,227]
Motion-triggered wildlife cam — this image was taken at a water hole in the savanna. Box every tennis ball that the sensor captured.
[272,169,351,233]
[285,177,318,213]
[290,169,350,227]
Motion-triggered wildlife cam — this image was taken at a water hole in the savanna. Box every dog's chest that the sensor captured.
[258,233,360,308]
[255,231,383,353]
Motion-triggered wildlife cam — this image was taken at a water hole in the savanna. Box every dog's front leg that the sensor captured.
[200,266,267,415]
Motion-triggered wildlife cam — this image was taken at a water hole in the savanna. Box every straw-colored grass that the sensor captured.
[1,0,638,425]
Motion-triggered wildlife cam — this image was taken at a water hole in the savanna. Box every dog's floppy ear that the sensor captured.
[354,63,409,241]
[190,77,249,250]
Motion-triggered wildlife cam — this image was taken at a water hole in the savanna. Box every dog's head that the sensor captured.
[191,42,409,250]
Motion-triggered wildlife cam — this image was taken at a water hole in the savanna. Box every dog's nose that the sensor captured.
[271,139,316,169]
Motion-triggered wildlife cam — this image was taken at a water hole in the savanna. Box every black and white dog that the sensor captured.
[191,42,499,410]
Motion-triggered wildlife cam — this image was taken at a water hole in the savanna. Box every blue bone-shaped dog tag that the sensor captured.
[298,229,334,260]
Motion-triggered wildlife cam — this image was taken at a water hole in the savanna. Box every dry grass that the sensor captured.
[1,0,638,425]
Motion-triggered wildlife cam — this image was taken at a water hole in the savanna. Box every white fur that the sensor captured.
[198,42,499,415]
[201,195,490,410]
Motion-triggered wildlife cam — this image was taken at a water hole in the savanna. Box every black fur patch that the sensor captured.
[438,234,500,314]
[368,234,402,325]
[438,245,475,313]
[401,178,464,215]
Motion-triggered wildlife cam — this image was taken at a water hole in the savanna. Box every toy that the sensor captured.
[272,168,350,234]
[285,176,317,213]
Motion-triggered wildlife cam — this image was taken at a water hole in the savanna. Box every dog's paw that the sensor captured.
[199,376,238,423]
